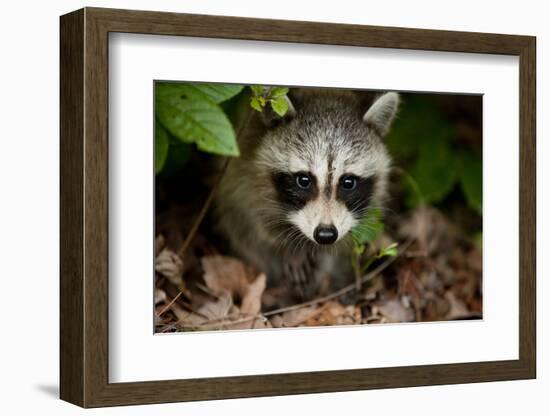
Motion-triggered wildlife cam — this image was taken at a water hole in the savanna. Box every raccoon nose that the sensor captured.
[314,224,338,245]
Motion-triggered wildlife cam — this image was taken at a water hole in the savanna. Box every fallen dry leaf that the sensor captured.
[197,294,234,321]
[399,206,456,255]
[445,291,472,320]
[154,190,483,332]
[305,301,361,326]
[276,305,325,327]
[154,288,166,305]
[168,257,269,331]
[240,273,266,316]
[201,255,266,316]
[202,255,255,293]
[156,248,185,287]
[175,294,236,329]
[376,298,415,323]
[169,302,195,323]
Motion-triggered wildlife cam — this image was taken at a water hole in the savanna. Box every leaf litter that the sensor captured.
[154,203,482,333]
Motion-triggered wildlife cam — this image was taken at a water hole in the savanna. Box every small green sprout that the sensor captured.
[249,86,290,116]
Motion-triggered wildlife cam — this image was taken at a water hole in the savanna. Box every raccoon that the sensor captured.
[214,88,399,302]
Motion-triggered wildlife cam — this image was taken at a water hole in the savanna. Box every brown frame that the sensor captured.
[60,7,536,408]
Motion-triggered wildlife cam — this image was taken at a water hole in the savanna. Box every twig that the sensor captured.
[195,281,221,299]
[264,238,414,317]
[177,238,414,330]
[159,104,256,318]
[156,290,184,317]
[178,106,255,258]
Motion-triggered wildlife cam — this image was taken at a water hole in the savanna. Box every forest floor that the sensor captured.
[154,203,482,333]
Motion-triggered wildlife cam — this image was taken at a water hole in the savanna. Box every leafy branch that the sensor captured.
[385,96,482,214]
[349,168,426,289]
[350,207,398,290]
[249,86,290,116]
[153,83,291,257]
[155,83,244,174]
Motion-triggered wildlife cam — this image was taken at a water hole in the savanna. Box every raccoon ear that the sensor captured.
[261,96,296,128]
[363,92,399,136]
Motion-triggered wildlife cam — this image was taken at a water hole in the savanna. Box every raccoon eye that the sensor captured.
[341,175,357,190]
[295,173,312,189]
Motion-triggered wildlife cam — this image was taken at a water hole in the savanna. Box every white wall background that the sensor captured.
[0,0,545,414]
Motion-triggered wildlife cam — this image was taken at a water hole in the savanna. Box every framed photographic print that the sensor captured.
[60,7,536,408]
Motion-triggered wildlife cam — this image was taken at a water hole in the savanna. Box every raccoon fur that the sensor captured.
[214,88,399,302]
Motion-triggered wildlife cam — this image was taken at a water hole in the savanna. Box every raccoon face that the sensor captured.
[258,90,399,246]
[271,166,378,245]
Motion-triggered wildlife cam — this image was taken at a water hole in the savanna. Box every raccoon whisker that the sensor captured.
[262,218,290,229]
[256,208,291,222]
[260,209,292,219]
[340,236,355,251]
[354,226,378,237]
[352,204,394,217]
[288,229,313,255]
[273,227,305,254]
[264,219,296,236]
[372,205,395,215]
[270,227,297,247]
[284,230,300,251]
[257,208,287,218]
[353,207,394,222]
[254,204,285,213]
[287,230,307,254]
[284,236,303,255]
[352,223,380,239]
[296,234,313,255]
[355,219,380,228]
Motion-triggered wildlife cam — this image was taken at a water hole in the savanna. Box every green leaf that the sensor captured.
[379,243,398,258]
[160,140,191,176]
[385,96,460,207]
[354,244,365,256]
[385,96,448,160]
[270,87,289,98]
[250,96,264,112]
[270,97,289,116]
[156,82,243,104]
[156,96,239,156]
[351,208,384,245]
[155,121,170,174]
[250,85,265,96]
[460,151,483,214]
[409,138,457,204]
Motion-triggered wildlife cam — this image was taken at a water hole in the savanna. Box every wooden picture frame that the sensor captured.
[60,7,536,408]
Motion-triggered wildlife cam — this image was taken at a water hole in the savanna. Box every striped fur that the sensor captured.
[214,89,398,301]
